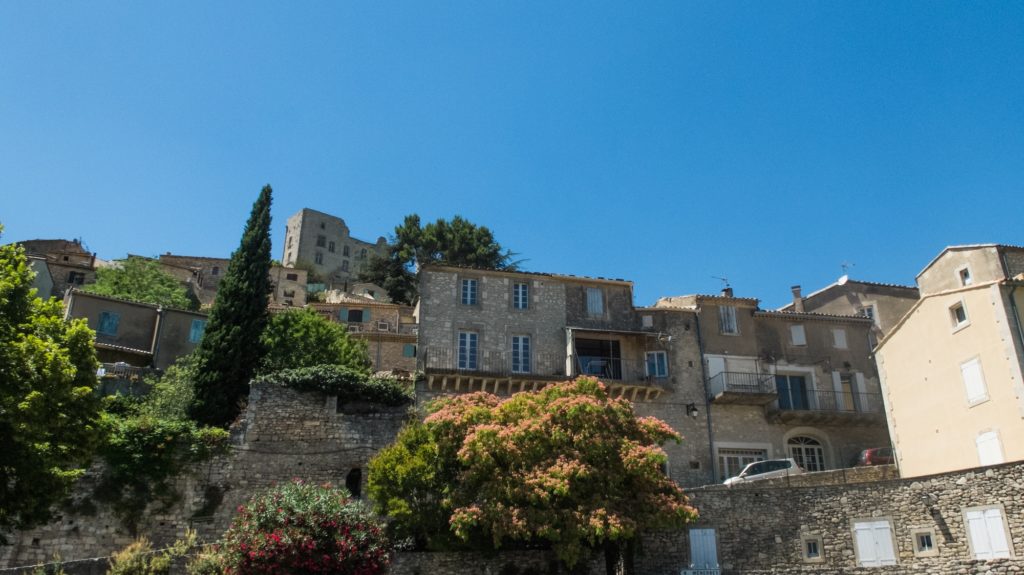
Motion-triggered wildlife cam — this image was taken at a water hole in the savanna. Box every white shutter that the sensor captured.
[976,431,1004,466]
[790,324,806,346]
[966,509,1006,559]
[688,528,718,569]
[707,357,726,379]
[854,520,896,567]
[832,328,847,349]
[831,371,844,410]
[961,359,988,403]
[984,509,1012,558]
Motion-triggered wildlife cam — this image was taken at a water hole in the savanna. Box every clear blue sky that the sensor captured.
[2,2,1021,308]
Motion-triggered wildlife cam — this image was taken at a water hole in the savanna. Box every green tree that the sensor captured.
[0,228,103,538]
[358,214,517,304]
[83,256,198,310]
[188,186,273,427]
[259,308,371,374]
[368,377,697,573]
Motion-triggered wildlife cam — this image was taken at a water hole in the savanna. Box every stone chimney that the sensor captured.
[791,285,804,312]
[721,286,733,298]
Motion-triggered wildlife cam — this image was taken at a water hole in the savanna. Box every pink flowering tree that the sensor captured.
[369,377,697,574]
[198,480,389,575]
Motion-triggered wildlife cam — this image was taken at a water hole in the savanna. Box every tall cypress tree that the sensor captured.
[189,186,273,427]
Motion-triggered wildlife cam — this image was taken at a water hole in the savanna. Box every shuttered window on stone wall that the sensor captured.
[965,507,1011,559]
[853,520,897,567]
[718,306,738,334]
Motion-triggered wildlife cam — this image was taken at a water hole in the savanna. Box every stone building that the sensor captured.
[63,289,207,371]
[656,287,891,483]
[308,291,418,373]
[875,244,1024,478]
[280,208,388,290]
[779,277,920,346]
[416,264,713,487]
[18,239,98,298]
[157,253,308,308]
[26,255,54,299]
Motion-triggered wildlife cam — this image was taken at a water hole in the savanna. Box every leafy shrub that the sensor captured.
[251,365,413,406]
[107,530,198,575]
[259,308,371,374]
[195,480,390,575]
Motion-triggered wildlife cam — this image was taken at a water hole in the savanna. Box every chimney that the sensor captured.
[791,285,804,312]
[721,286,733,298]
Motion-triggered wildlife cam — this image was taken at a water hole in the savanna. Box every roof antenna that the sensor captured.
[840,261,855,275]
[712,275,730,289]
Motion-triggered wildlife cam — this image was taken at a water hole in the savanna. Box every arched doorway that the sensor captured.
[787,436,826,472]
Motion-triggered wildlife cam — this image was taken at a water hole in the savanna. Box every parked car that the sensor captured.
[852,447,894,466]
[723,458,804,486]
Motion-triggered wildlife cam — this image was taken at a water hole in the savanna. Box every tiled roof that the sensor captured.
[422,264,633,285]
[94,341,152,355]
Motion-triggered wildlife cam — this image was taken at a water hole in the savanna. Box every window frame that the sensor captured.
[457,331,479,370]
[960,357,989,406]
[719,305,739,335]
[976,430,1004,466]
[801,534,825,563]
[511,335,531,374]
[832,328,848,349]
[512,282,529,310]
[188,318,206,344]
[314,252,323,265]
[851,518,898,567]
[790,324,807,346]
[963,504,1014,560]
[911,528,938,558]
[316,235,326,248]
[645,350,669,378]
[586,287,604,317]
[461,278,479,306]
[950,300,970,331]
[957,265,973,286]
[97,311,120,336]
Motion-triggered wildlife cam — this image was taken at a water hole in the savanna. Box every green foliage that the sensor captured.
[259,308,371,374]
[83,256,198,310]
[251,365,413,407]
[359,214,518,304]
[192,480,390,575]
[107,530,199,575]
[368,377,697,569]
[189,186,274,427]
[0,227,103,538]
[95,413,229,531]
[139,353,199,421]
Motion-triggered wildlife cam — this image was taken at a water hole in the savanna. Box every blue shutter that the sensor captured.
[364,308,371,322]
[337,307,348,321]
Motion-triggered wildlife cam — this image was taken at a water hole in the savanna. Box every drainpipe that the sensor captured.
[150,307,165,369]
[693,311,717,485]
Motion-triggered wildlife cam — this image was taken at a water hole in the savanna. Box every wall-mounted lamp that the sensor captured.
[686,403,700,419]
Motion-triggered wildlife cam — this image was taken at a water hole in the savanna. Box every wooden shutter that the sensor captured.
[976,432,1004,466]
[961,359,988,403]
[854,520,896,567]
[688,528,718,569]
[966,508,1011,559]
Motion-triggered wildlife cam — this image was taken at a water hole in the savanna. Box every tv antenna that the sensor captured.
[712,275,730,288]
[841,261,855,274]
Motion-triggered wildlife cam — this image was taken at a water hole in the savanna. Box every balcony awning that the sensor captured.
[566,326,661,337]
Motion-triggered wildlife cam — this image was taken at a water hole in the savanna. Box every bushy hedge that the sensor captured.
[251,365,413,407]
[189,480,389,575]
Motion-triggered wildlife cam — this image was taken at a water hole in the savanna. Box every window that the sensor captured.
[343,245,350,257]
[211,266,220,276]
[461,279,478,305]
[716,448,766,482]
[287,235,292,247]
[719,305,738,334]
[853,519,897,567]
[645,351,668,378]
[511,335,531,373]
[402,344,416,358]
[458,331,478,370]
[345,468,362,499]
[961,358,989,405]
[976,431,1004,466]
[857,304,878,325]
[642,314,654,328]
[513,282,529,310]
[67,271,86,285]
[912,529,937,557]
[688,528,718,571]
[341,260,349,272]
[314,252,323,265]
[802,535,824,563]
[316,235,326,247]
[788,436,825,472]
[188,319,206,343]
[964,506,1012,559]
[320,222,325,229]
[790,324,807,346]
[586,288,603,316]
[360,248,367,259]
[832,328,847,349]
[97,311,120,336]
[286,273,298,281]
[950,301,969,329]
[347,309,365,323]
[959,266,973,286]
[328,241,335,253]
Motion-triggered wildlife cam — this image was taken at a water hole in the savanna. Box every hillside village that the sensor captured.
[4,204,1024,575]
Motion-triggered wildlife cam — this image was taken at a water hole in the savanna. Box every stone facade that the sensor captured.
[309,296,418,373]
[18,239,97,298]
[280,208,388,289]
[779,279,920,343]
[157,254,307,308]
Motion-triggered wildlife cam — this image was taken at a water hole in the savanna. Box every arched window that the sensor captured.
[788,436,826,472]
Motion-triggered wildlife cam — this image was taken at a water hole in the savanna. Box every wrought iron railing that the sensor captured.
[573,356,671,388]
[775,388,883,414]
[707,371,776,397]
[422,347,567,378]
[97,362,157,382]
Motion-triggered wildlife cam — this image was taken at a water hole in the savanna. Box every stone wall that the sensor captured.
[686,460,1024,573]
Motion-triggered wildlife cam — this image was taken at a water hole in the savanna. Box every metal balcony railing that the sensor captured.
[775,388,883,414]
[97,362,157,382]
[573,356,671,388]
[422,347,567,379]
[707,371,776,397]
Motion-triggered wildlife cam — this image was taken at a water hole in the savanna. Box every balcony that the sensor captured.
[767,388,885,426]
[707,371,777,405]
[421,347,567,395]
[572,356,671,395]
